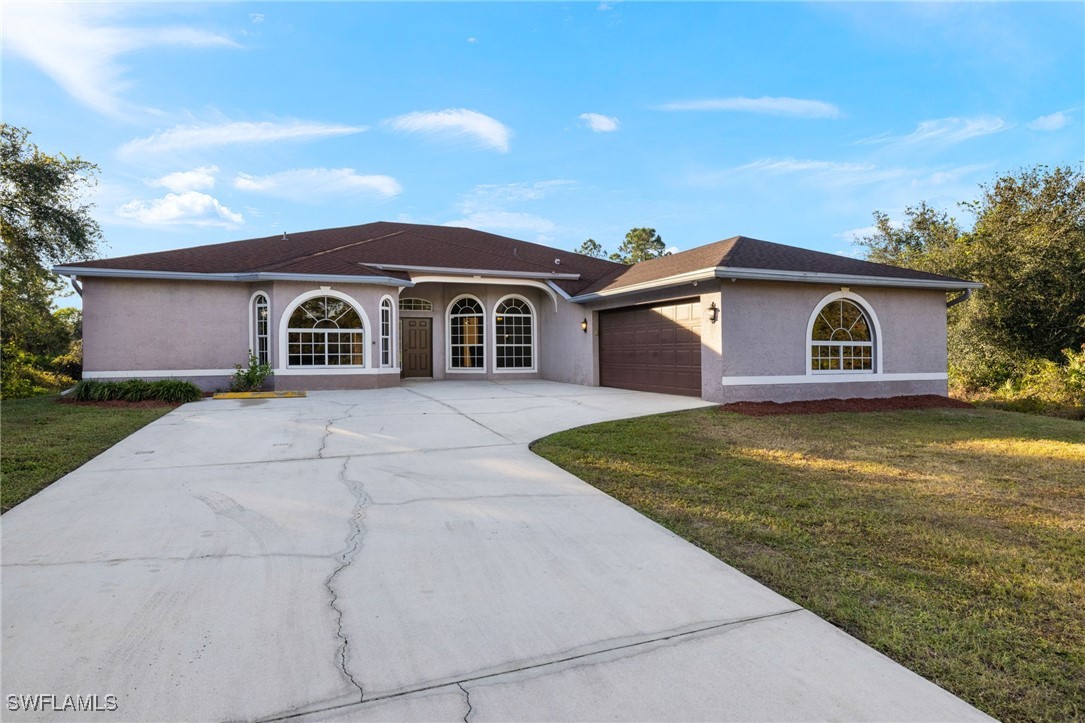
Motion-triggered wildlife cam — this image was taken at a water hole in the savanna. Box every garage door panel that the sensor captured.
[599,299,702,397]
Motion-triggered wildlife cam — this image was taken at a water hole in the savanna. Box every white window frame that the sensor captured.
[446,294,486,374]
[805,291,882,375]
[399,297,433,311]
[248,291,271,366]
[491,294,537,373]
[278,288,371,371]
[379,295,396,368]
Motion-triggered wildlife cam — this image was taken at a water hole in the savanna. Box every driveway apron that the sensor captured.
[1,381,990,722]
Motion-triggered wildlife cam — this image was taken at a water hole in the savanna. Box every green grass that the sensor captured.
[1,395,175,512]
[532,407,1085,722]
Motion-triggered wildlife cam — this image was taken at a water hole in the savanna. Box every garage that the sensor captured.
[599,299,702,396]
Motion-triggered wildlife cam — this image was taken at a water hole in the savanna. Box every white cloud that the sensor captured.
[657,96,842,119]
[249,13,265,23]
[467,37,478,43]
[233,168,402,201]
[1027,111,1070,131]
[859,116,1008,146]
[120,120,365,156]
[736,158,875,174]
[579,113,620,132]
[459,180,577,214]
[384,108,511,153]
[1,3,236,118]
[146,166,219,193]
[117,192,243,227]
[444,211,555,235]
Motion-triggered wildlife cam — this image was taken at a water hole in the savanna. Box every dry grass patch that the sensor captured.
[532,406,1084,722]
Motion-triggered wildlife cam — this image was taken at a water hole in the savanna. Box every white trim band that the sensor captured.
[721,372,948,386]
[83,369,237,378]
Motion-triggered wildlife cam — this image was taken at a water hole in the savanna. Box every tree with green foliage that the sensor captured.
[859,164,1085,396]
[574,238,606,258]
[1,124,102,397]
[610,227,669,264]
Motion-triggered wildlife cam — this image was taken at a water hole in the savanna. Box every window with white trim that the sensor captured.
[810,299,874,372]
[449,297,484,369]
[287,296,364,367]
[495,297,534,370]
[399,298,433,311]
[252,293,270,365]
[380,297,393,367]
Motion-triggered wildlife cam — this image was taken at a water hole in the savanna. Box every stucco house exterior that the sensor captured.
[54,221,980,403]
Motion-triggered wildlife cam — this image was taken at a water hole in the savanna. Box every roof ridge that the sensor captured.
[254,229,405,272]
[404,226,576,275]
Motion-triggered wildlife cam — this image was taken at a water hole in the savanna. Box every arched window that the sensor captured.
[399,297,433,311]
[494,296,535,371]
[251,293,270,365]
[810,298,874,373]
[287,296,365,367]
[448,296,484,370]
[380,297,394,367]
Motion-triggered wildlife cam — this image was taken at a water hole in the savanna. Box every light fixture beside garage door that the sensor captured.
[581,318,588,333]
[706,302,720,323]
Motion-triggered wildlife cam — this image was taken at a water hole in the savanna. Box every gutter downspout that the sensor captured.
[67,275,83,297]
[946,288,971,308]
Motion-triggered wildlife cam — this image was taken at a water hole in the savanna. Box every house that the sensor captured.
[53,221,980,402]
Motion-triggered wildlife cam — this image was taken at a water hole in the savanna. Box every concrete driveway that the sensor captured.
[2,381,988,722]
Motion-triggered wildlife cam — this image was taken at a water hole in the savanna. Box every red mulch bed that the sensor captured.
[720,394,973,416]
[56,398,181,409]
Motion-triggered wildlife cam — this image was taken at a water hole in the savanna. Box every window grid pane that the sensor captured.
[810,299,874,373]
[380,301,392,367]
[495,300,533,370]
[287,295,365,367]
[450,299,484,369]
[254,295,270,365]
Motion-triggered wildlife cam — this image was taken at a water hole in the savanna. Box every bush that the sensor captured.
[1,342,75,398]
[230,352,273,392]
[70,379,201,404]
[953,344,1085,419]
[51,339,82,378]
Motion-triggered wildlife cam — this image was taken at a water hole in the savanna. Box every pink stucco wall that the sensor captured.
[82,278,250,372]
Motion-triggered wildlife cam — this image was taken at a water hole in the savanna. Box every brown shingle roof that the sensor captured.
[61,224,972,297]
[577,235,972,295]
[61,222,625,295]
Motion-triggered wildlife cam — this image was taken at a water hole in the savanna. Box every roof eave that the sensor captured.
[52,266,415,287]
[714,266,984,290]
[567,265,982,303]
[369,263,581,281]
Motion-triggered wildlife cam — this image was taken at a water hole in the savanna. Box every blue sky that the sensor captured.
[4,1,1082,265]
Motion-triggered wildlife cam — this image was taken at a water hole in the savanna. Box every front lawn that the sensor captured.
[1,395,176,512]
[532,406,1085,722]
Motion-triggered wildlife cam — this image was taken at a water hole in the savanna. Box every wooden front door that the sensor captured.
[401,318,432,377]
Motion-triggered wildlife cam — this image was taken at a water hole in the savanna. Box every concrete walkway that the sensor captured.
[2,381,989,722]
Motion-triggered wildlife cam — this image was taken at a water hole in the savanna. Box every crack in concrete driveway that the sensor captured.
[1,381,991,722]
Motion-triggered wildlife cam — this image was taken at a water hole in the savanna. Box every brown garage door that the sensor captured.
[599,299,702,396]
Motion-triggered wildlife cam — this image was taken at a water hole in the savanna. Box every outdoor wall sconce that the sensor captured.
[581,318,589,333]
[706,302,720,323]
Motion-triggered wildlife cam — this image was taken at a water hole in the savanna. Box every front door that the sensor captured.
[401,318,432,377]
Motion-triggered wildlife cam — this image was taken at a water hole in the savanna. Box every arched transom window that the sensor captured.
[287,296,364,367]
[449,296,484,370]
[251,293,270,365]
[494,297,534,370]
[810,299,874,372]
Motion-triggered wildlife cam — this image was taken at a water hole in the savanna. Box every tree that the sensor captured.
[860,165,1085,390]
[574,238,606,258]
[610,227,669,264]
[1,124,102,396]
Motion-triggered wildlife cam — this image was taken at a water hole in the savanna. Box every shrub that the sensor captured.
[230,352,273,392]
[70,379,201,404]
[1,342,75,398]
